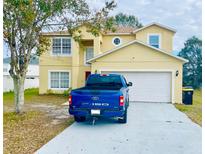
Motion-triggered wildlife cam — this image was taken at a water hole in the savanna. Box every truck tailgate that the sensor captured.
[71,89,121,110]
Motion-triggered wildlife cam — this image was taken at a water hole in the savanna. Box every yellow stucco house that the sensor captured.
[39,22,187,104]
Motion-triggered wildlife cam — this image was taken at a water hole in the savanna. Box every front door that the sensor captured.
[85,71,91,81]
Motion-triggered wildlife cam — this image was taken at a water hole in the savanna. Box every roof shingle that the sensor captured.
[41,26,138,35]
[105,26,137,34]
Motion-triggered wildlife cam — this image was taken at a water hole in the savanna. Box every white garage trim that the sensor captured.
[99,69,175,103]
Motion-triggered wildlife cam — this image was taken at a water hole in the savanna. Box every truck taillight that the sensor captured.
[119,96,124,106]
[101,74,107,76]
[68,95,72,105]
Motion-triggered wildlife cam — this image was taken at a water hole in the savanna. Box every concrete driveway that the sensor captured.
[36,103,201,154]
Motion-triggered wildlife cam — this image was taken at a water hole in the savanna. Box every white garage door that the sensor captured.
[102,71,172,103]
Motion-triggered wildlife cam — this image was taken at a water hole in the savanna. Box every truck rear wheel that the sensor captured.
[74,116,86,122]
[118,109,127,124]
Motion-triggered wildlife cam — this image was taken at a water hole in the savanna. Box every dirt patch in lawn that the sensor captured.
[3,88,74,154]
[29,103,71,125]
[4,111,74,154]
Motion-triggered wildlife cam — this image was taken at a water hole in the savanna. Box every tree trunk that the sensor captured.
[13,77,25,113]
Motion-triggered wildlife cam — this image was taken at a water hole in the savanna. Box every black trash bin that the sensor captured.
[182,87,194,105]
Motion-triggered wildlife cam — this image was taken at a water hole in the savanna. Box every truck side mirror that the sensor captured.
[127,82,133,87]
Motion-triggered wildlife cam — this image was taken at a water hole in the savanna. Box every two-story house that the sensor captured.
[39,22,187,103]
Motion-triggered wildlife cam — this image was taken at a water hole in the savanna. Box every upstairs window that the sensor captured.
[148,34,160,48]
[52,38,71,55]
[85,47,94,65]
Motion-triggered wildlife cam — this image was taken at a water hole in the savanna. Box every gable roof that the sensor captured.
[104,26,136,35]
[41,30,70,36]
[133,22,176,33]
[42,26,136,36]
[87,40,187,63]
[41,22,176,36]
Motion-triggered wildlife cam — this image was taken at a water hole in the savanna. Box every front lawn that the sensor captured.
[3,88,74,154]
[175,89,202,126]
[4,88,68,107]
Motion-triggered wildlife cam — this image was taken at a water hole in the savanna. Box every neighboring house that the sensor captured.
[39,22,187,103]
[3,56,39,92]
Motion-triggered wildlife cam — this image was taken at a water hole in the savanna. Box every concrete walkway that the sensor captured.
[36,102,201,154]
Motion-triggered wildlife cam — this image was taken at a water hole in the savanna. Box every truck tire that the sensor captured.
[118,109,127,124]
[74,116,86,122]
[125,99,129,108]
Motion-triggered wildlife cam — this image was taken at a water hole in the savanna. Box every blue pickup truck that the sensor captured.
[69,74,132,123]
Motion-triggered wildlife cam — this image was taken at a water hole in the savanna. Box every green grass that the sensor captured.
[175,89,202,125]
[4,88,39,104]
[3,88,68,107]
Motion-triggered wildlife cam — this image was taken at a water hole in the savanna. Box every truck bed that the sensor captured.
[71,87,124,110]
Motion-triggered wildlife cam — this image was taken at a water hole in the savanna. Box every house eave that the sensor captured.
[132,22,177,33]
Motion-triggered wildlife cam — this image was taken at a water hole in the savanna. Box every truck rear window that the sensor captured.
[86,75,123,89]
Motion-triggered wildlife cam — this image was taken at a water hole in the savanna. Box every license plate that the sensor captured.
[91,109,100,115]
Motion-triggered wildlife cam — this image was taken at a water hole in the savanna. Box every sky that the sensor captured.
[4,0,202,57]
[87,0,202,52]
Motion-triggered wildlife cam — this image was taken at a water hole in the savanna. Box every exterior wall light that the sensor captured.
[176,70,179,77]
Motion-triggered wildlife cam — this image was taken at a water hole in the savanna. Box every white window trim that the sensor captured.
[48,70,71,90]
[147,33,161,49]
[84,46,94,66]
[50,37,72,57]
[112,37,122,46]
